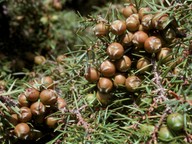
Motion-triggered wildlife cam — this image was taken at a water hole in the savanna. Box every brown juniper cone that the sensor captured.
[24,88,40,102]
[157,47,172,63]
[84,67,100,83]
[122,4,137,18]
[141,14,154,31]
[100,60,116,77]
[132,31,148,48]
[152,13,169,30]
[110,20,127,35]
[30,101,46,116]
[125,76,141,92]
[40,89,58,105]
[126,14,140,32]
[14,123,31,140]
[136,57,151,73]
[18,93,30,107]
[115,55,132,72]
[113,73,126,87]
[46,116,58,128]
[122,31,133,46]
[107,42,124,60]
[41,76,54,89]
[144,36,162,53]
[18,107,32,123]
[9,114,19,126]
[94,22,108,37]
[138,7,151,20]
[56,96,67,111]
[97,77,113,93]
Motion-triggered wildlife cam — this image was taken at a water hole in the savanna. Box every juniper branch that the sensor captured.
[68,105,93,133]
[0,90,17,107]
[151,57,168,102]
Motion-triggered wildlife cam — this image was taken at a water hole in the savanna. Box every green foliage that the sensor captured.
[6,0,82,52]
[0,0,191,143]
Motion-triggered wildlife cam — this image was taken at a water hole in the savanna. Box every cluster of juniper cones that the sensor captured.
[85,3,182,106]
[8,76,67,140]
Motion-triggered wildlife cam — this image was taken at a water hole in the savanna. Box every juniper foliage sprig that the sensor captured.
[0,0,191,143]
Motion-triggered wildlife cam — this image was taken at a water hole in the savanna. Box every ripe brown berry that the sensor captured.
[56,96,67,111]
[157,47,172,63]
[9,114,19,126]
[141,14,153,31]
[113,73,126,87]
[122,5,137,18]
[96,91,112,105]
[41,76,54,89]
[107,42,124,60]
[18,93,30,107]
[136,57,151,73]
[126,14,140,32]
[18,107,32,123]
[46,117,58,128]
[40,89,58,105]
[144,36,162,53]
[100,60,116,77]
[30,101,46,116]
[14,123,30,140]
[24,88,40,102]
[122,32,133,46]
[110,20,126,35]
[115,55,132,72]
[94,22,108,37]
[85,67,100,83]
[152,13,169,30]
[34,55,46,65]
[132,31,148,48]
[125,76,141,92]
[138,7,151,20]
[97,77,113,93]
